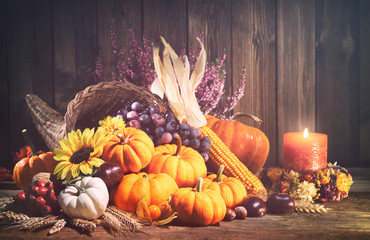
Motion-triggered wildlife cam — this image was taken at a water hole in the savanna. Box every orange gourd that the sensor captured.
[169,177,226,226]
[202,165,247,209]
[146,135,207,188]
[112,172,178,213]
[102,127,154,173]
[13,130,58,191]
[205,115,270,174]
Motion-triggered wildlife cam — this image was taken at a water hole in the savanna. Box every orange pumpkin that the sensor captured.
[102,127,154,173]
[202,165,247,209]
[146,135,207,188]
[205,115,270,174]
[112,172,178,213]
[169,177,226,226]
[13,152,56,191]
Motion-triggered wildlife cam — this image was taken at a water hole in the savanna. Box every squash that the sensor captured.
[169,177,226,226]
[13,130,58,191]
[202,165,247,209]
[58,176,109,220]
[205,114,270,174]
[112,172,178,213]
[101,127,154,173]
[146,135,207,188]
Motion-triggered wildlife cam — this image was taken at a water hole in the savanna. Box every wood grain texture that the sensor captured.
[277,0,316,165]
[143,0,187,53]
[188,0,232,100]
[232,0,277,166]
[6,0,39,158]
[359,0,370,166]
[315,0,359,166]
[0,0,10,168]
[53,0,98,114]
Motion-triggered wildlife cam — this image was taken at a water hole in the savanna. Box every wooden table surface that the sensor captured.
[1,168,370,240]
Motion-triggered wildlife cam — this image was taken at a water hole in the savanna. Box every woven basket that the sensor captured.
[25,81,169,151]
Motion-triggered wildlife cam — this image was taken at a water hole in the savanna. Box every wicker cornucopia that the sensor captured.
[25,81,169,150]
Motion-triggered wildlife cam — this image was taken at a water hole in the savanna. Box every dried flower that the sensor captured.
[295,181,318,202]
[266,167,284,182]
[336,172,351,194]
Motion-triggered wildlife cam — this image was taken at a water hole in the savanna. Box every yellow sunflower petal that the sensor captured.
[53,154,70,161]
[89,157,104,168]
[83,128,95,147]
[79,162,93,175]
[68,132,82,152]
[53,161,71,175]
[60,164,73,180]
[70,164,81,179]
[59,139,74,155]
[64,170,73,182]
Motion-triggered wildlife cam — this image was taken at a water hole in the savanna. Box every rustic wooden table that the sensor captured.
[1,168,369,240]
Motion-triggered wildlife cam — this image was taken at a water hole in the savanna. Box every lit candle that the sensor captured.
[283,128,327,173]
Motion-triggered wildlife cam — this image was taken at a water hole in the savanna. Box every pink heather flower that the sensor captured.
[94,21,246,118]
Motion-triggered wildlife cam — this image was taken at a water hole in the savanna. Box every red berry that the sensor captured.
[37,187,48,196]
[14,192,26,203]
[31,186,39,195]
[26,193,37,205]
[46,190,57,202]
[36,196,46,207]
[45,182,54,190]
[36,180,46,188]
[41,205,51,215]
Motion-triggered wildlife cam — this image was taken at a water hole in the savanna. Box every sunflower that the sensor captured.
[53,127,110,182]
[99,116,126,135]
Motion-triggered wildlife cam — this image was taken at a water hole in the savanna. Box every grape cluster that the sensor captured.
[14,180,60,216]
[117,101,211,161]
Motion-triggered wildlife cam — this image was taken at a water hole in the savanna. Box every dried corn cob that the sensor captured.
[201,125,267,200]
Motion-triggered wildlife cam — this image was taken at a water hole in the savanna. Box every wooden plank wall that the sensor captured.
[0,0,369,170]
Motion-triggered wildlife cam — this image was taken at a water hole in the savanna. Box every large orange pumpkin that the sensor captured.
[112,172,178,213]
[101,127,154,173]
[169,177,226,226]
[13,152,57,191]
[145,135,207,188]
[205,115,270,174]
[202,165,247,209]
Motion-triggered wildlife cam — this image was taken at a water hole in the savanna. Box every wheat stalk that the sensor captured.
[294,200,330,213]
[0,211,29,222]
[20,217,46,230]
[106,205,142,231]
[29,215,59,232]
[69,218,96,233]
[48,218,66,235]
[0,197,15,212]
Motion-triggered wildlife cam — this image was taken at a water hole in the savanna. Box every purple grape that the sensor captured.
[142,127,152,135]
[161,132,173,144]
[126,111,139,121]
[139,109,150,116]
[189,128,202,139]
[190,138,200,149]
[199,140,211,152]
[179,128,190,139]
[201,136,211,144]
[156,138,164,146]
[200,152,209,162]
[180,123,190,130]
[153,116,166,127]
[118,107,130,119]
[165,121,179,133]
[154,127,165,138]
[151,113,161,121]
[165,110,175,119]
[138,114,151,126]
[149,105,160,115]
[131,102,142,112]
[116,114,124,119]
[128,120,141,129]
[182,138,190,147]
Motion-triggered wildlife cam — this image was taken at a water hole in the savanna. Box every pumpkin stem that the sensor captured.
[196,177,203,193]
[22,129,37,156]
[217,165,225,183]
[117,133,129,144]
[232,113,263,125]
[69,183,86,195]
[173,134,182,157]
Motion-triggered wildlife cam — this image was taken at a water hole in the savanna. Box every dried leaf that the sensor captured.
[136,197,152,223]
[153,212,177,226]
[157,200,174,220]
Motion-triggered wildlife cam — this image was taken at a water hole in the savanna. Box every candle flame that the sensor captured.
[303,128,308,138]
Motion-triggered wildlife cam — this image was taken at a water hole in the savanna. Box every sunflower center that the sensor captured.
[69,148,94,164]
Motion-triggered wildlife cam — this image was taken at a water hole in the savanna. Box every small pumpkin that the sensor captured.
[169,177,226,226]
[202,165,247,209]
[146,135,207,188]
[205,114,270,174]
[13,130,58,191]
[112,172,178,213]
[58,176,109,220]
[101,127,154,173]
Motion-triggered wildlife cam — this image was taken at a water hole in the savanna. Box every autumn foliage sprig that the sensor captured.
[94,19,246,119]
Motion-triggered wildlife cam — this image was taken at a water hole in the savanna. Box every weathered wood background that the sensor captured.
[0,0,369,169]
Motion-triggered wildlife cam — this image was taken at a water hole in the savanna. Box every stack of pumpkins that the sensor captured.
[13,116,269,226]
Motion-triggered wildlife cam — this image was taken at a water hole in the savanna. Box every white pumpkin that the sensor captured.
[58,177,109,220]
